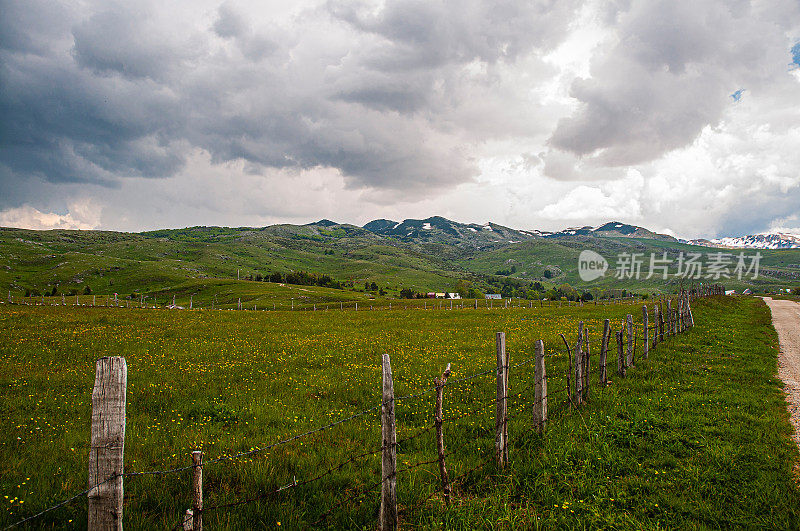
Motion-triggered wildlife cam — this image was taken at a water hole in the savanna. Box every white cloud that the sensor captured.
[539,170,643,221]
[0,199,102,230]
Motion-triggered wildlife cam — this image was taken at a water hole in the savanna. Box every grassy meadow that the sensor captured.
[1,296,798,529]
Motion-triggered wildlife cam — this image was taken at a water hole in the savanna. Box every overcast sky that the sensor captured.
[1,0,799,238]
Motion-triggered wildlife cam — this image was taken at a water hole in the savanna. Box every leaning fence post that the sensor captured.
[380,354,397,531]
[434,363,452,504]
[616,330,626,377]
[89,357,127,531]
[599,319,610,385]
[642,306,649,359]
[574,322,584,405]
[533,340,547,433]
[495,332,507,467]
[191,450,203,531]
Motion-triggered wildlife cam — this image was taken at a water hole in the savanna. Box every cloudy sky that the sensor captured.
[1,0,799,238]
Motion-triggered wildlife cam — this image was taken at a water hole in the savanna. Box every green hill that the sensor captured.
[1,218,798,304]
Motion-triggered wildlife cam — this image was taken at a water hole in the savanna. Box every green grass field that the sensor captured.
[1,296,798,529]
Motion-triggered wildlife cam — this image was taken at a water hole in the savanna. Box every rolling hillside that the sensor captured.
[2,218,799,304]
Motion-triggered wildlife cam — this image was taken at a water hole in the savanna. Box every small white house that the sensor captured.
[447,293,461,299]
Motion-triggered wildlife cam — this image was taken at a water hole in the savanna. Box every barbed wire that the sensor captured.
[4,301,699,529]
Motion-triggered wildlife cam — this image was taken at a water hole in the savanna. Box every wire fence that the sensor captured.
[2,287,722,530]
[3,291,661,314]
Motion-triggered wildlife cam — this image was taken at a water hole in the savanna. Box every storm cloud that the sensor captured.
[0,0,799,237]
[0,0,579,198]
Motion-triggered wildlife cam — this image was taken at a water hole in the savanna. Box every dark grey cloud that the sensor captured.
[0,0,578,205]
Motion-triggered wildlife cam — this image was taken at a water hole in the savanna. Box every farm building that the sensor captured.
[485,294,501,299]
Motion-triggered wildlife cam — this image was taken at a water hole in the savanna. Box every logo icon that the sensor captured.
[578,250,608,282]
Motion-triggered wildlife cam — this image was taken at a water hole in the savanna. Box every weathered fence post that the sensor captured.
[89,357,127,531]
[495,332,507,467]
[642,306,649,359]
[599,319,610,385]
[191,450,203,531]
[574,322,584,405]
[582,328,590,402]
[380,354,397,531]
[653,305,659,348]
[687,299,695,327]
[674,308,679,336]
[616,330,626,377]
[626,314,634,367]
[434,363,452,505]
[666,300,673,336]
[533,340,547,433]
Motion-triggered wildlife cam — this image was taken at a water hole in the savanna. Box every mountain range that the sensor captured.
[358,217,797,249]
[1,216,798,304]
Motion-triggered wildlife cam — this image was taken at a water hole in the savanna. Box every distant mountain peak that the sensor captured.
[362,219,398,232]
[360,216,540,249]
[308,219,339,227]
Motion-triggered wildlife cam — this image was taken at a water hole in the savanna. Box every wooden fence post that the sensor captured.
[616,330,626,377]
[192,450,203,531]
[574,322,584,405]
[582,328,590,402]
[674,308,679,336]
[642,306,649,359]
[599,319,610,385]
[89,357,127,531]
[380,354,397,531]
[626,314,633,367]
[533,340,547,433]
[666,300,672,336]
[495,332,507,467]
[434,363,452,504]
[653,305,660,347]
[687,299,695,327]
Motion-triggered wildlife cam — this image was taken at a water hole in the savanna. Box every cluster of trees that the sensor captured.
[364,282,387,296]
[24,285,93,297]
[494,265,517,276]
[251,271,347,289]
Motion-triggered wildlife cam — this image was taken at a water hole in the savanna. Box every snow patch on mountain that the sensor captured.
[707,233,800,249]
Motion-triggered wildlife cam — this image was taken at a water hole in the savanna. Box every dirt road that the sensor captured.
[764,297,800,447]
